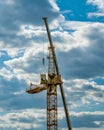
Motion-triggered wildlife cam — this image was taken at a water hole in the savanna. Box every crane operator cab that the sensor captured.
[48,73,62,85]
[40,74,47,84]
[40,73,62,85]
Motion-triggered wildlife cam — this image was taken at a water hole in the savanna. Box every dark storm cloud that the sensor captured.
[0,0,59,27]
[0,76,46,110]
[63,80,104,109]
[58,110,104,128]
[72,114,104,128]
[0,0,59,48]
[0,76,27,110]
[58,25,104,79]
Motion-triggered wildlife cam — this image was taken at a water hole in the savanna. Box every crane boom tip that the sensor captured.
[42,17,47,20]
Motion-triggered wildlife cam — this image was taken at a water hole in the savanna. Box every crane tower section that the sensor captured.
[47,46,61,130]
[47,46,57,130]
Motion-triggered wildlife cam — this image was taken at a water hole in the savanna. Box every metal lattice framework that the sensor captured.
[47,88,57,130]
[47,46,57,130]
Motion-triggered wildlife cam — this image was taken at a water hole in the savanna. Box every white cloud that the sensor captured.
[52,21,104,52]
[4,48,43,83]
[60,10,72,14]
[62,78,104,109]
[87,0,104,17]
[71,111,104,117]
[0,67,14,80]
[88,12,104,18]
[87,0,104,10]
[0,109,46,130]
[5,0,14,5]
[48,0,60,12]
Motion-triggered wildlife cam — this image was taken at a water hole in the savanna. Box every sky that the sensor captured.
[0,0,104,130]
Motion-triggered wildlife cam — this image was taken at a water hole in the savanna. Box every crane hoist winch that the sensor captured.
[26,17,72,130]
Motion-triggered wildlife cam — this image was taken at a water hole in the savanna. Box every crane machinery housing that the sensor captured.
[26,17,72,130]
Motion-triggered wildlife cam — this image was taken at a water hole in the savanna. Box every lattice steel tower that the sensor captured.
[47,45,58,130]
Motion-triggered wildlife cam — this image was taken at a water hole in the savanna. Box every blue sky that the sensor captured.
[0,0,104,130]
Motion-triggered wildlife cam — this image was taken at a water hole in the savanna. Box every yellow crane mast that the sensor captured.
[26,17,72,130]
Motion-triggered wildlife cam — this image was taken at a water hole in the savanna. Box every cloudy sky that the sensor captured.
[0,0,104,130]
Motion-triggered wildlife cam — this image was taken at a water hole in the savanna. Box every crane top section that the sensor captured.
[42,17,53,46]
[26,17,63,94]
[42,17,60,76]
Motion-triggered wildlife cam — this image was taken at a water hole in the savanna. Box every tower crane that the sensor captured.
[26,17,72,130]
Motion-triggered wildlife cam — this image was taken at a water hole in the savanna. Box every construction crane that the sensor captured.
[26,17,72,130]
